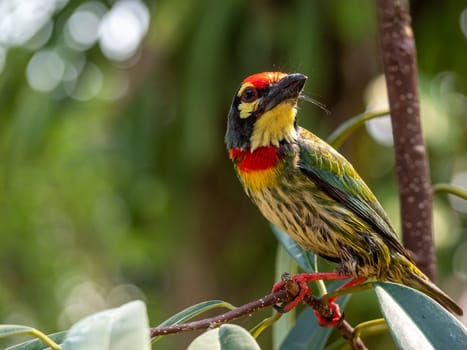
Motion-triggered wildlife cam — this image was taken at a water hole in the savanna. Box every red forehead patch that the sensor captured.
[243,72,287,89]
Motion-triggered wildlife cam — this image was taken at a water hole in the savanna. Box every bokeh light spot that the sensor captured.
[0,0,67,47]
[364,75,393,146]
[23,19,54,51]
[26,49,65,92]
[366,116,394,147]
[460,8,467,39]
[98,0,149,61]
[65,1,107,50]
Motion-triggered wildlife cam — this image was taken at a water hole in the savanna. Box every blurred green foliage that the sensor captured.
[0,0,465,349]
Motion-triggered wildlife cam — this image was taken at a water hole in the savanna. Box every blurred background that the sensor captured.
[0,0,466,348]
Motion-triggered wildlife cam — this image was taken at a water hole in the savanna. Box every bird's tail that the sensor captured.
[390,255,463,316]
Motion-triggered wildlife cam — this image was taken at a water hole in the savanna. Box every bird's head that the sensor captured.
[225,72,307,151]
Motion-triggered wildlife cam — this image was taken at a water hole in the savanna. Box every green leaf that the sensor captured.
[152,300,235,342]
[61,300,150,350]
[0,325,34,339]
[219,324,261,350]
[326,110,389,149]
[187,328,220,350]
[156,300,235,328]
[0,325,60,350]
[187,324,261,350]
[152,300,237,345]
[272,224,316,273]
[374,282,467,350]
[5,331,67,350]
[278,282,351,350]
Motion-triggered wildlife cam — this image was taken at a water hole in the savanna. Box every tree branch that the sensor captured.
[377,0,436,279]
[150,274,368,350]
[150,289,290,337]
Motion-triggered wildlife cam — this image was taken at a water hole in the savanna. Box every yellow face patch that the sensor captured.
[250,100,298,150]
[238,100,259,119]
[237,82,258,119]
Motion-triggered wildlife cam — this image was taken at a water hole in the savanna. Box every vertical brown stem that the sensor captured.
[376,0,436,280]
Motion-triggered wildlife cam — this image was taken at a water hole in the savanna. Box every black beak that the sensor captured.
[261,73,307,113]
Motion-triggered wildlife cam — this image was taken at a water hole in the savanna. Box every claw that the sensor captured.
[314,301,343,327]
[272,273,311,312]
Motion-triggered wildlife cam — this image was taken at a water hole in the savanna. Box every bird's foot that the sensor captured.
[272,272,312,312]
[272,272,358,327]
[310,276,367,327]
[311,297,342,327]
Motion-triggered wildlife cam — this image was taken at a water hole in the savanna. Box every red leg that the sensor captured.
[326,276,367,304]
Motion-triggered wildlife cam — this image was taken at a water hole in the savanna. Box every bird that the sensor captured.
[225,71,463,325]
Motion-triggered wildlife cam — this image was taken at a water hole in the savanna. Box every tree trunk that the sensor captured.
[377,0,436,280]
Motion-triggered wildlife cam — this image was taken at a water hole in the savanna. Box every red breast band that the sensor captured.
[229,146,279,171]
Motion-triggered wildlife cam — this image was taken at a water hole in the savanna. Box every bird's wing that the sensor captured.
[297,128,408,257]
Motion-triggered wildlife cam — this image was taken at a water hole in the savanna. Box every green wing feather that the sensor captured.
[296,129,463,315]
[297,128,408,257]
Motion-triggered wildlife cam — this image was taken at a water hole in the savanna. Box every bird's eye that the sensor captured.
[241,87,258,103]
